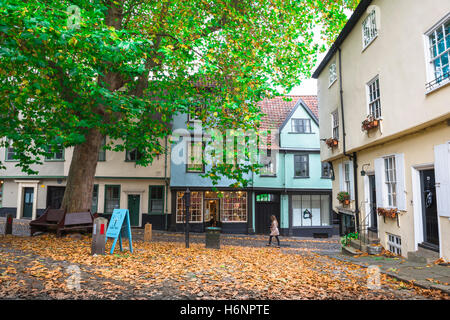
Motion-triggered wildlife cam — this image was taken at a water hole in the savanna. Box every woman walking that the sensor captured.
[266,215,280,248]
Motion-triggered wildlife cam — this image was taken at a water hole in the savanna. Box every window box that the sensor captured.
[325,138,339,148]
[361,115,380,132]
[337,191,350,205]
[377,207,400,219]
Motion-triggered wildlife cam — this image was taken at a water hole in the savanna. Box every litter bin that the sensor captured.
[205,227,221,249]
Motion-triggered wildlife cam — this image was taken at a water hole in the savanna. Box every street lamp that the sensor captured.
[184,188,191,248]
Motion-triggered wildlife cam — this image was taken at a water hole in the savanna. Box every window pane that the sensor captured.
[301,195,312,227]
[320,195,330,226]
[105,186,120,214]
[292,195,302,227]
[151,186,163,200]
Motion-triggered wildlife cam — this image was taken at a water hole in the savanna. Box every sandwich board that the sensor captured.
[105,209,133,254]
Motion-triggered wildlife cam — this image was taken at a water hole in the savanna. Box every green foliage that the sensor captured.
[0,0,358,185]
[341,232,359,247]
[337,191,350,202]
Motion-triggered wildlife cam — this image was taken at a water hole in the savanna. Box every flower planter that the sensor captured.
[377,207,400,219]
[361,116,381,132]
[325,138,338,148]
[337,192,350,205]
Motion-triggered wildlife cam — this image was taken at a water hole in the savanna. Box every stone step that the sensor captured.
[349,239,367,252]
[342,245,363,256]
[359,234,380,245]
[407,246,440,264]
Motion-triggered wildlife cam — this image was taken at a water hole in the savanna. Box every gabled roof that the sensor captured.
[312,0,373,79]
[258,95,319,132]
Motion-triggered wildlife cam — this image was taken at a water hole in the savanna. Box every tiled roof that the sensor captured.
[257,95,318,131]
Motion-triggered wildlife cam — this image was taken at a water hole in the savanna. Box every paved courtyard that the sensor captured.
[0,223,448,300]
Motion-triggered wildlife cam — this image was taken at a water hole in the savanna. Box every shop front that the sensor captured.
[172,189,250,234]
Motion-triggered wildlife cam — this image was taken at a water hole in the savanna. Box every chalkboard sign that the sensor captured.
[106,209,133,254]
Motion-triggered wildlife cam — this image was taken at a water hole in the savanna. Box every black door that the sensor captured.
[46,186,66,209]
[420,170,439,247]
[23,187,34,219]
[255,194,280,235]
[369,175,377,230]
[128,194,140,227]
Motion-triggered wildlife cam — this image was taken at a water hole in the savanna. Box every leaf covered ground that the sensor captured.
[0,234,448,300]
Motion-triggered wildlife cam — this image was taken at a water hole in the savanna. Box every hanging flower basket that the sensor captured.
[361,115,380,132]
[377,207,400,219]
[337,192,350,205]
[325,138,339,148]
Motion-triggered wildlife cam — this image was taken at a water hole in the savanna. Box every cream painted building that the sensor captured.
[0,137,171,229]
[313,0,450,260]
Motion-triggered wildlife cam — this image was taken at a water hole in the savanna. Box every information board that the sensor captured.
[105,209,133,254]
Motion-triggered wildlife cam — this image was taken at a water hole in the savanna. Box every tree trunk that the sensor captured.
[61,128,103,212]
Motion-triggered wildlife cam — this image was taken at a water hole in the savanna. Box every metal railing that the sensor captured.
[355,208,379,252]
[426,71,450,92]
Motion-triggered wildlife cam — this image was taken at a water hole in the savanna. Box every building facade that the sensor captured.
[169,96,335,236]
[313,0,450,259]
[0,138,171,229]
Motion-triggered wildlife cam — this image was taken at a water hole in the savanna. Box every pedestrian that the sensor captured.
[266,215,280,248]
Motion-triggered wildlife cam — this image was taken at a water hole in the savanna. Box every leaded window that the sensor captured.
[294,154,309,178]
[362,10,378,48]
[176,191,203,223]
[221,192,247,222]
[292,119,312,134]
[427,16,450,89]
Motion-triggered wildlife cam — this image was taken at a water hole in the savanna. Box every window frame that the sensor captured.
[387,233,402,255]
[98,137,106,162]
[331,110,339,140]
[220,191,247,223]
[259,149,277,177]
[44,145,65,162]
[291,194,331,227]
[366,76,382,119]
[321,162,332,179]
[148,185,165,214]
[425,13,450,93]
[384,156,397,208]
[344,162,351,193]
[91,184,99,214]
[291,118,312,134]
[329,62,337,87]
[104,185,121,214]
[294,154,309,178]
[186,138,205,173]
[5,141,17,162]
[125,148,143,162]
[362,9,378,50]
[176,191,203,223]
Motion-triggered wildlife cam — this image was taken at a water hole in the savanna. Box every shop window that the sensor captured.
[292,194,330,227]
[176,191,203,223]
[105,185,120,214]
[221,192,247,222]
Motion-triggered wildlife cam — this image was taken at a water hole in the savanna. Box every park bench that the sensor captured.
[56,209,96,237]
[30,208,65,236]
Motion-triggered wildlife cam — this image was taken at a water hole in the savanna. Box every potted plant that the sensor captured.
[337,192,350,205]
[377,207,399,219]
[361,115,380,132]
[325,138,339,148]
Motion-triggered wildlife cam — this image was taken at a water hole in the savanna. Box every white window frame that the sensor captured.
[387,233,402,255]
[362,9,378,50]
[344,163,351,193]
[259,150,277,176]
[329,62,337,87]
[424,13,450,93]
[384,156,397,208]
[331,110,339,140]
[366,76,382,119]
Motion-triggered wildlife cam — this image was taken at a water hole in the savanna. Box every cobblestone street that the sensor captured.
[0,227,448,300]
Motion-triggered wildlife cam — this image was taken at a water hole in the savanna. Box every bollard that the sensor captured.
[144,223,152,242]
[91,217,108,255]
[5,214,13,235]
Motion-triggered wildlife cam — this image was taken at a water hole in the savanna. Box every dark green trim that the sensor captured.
[148,185,165,215]
[104,184,121,215]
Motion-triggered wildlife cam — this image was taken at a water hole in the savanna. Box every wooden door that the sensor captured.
[421,170,439,247]
[255,194,280,235]
[128,194,140,227]
[23,187,34,219]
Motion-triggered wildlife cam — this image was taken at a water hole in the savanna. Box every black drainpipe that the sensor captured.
[338,48,360,232]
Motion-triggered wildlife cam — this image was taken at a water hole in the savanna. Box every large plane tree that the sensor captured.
[0,0,358,212]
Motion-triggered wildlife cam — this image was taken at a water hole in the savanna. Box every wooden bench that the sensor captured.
[30,208,65,236]
[56,209,96,237]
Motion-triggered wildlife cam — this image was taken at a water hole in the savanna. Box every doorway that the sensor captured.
[255,193,280,235]
[204,199,220,228]
[420,169,439,250]
[46,186,66,209]
[127,194,140,227]
[22,187,34,219]
[368,175,377,231]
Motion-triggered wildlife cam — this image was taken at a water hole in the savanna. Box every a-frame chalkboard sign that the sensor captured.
[105,209,133,254]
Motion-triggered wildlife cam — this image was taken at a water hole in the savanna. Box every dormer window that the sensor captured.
[362,9,378,49]
[291,119,311,134]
